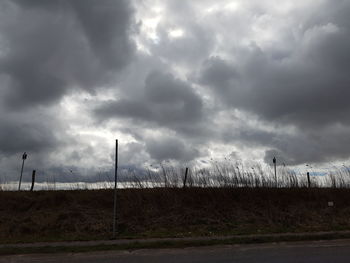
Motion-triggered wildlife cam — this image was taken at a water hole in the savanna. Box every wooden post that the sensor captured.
[18,152,27,191]
[307,172,311,188]
[113,140,118,239]
[273,157,277,187]
[183,167,189,188]
[30,170,36,191]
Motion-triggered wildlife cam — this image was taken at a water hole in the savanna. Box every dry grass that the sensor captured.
[115,162,350,189]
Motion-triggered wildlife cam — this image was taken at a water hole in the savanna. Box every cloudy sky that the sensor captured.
[0,0,350,181]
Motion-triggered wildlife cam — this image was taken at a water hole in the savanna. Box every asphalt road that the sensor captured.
[3,239,350,263]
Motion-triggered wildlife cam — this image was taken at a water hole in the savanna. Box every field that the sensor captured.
[1,187,350,244]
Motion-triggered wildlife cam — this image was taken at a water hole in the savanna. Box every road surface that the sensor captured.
[3,239,350,263]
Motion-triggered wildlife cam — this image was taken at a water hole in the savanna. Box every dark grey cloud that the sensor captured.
[0,0,135,109]
[94,71,204,134]
[262,126,350,165]
[71,0,134,70]
[191,2,350,164]
[93,69,208,163]
[218,118,350,165]
[198,6,350,128]
[199,57,241,101]
[119,142,149,166]
[145,135,201,163]
[0,0,137,181]
[0,105,65,183]
[0,115,59,156]
[2,0,350,180]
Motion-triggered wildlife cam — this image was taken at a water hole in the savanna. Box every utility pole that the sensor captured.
[113,140,118,239]
[18,152,27,191]
[273,156,277,187]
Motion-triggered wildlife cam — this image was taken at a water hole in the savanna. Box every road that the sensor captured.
[3,239,350,263]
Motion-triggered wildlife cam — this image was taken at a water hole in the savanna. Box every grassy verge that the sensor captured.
[2,231,350,255]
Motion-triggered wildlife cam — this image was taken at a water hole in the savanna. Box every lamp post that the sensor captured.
[18,152,27,191]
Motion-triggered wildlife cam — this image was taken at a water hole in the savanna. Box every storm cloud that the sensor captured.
[0,0,135,108]
[1,0,350,181]
[94,70,204,135]
[193,1,350,165]
[0,0,136,179]
[0,114,59,155]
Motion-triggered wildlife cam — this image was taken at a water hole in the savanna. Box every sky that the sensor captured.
[1,0,350,181]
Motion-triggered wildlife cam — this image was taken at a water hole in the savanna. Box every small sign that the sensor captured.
[328,201,334,207]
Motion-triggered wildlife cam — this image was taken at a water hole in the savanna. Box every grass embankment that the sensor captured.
[1,188,350,244]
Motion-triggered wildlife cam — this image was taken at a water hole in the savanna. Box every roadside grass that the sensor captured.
[2,188,350,245]
[2,162,350,248]
[2,231,350,256]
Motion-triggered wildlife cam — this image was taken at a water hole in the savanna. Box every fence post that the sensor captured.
[183,167,189,188]
[113,140,118,239]
[307,172,311,188]
[18,152,27,191]
[30,170,36,191]
[273,157,277,187]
